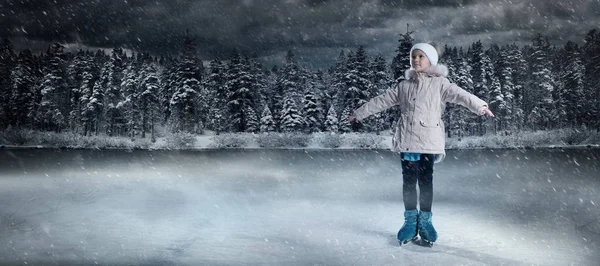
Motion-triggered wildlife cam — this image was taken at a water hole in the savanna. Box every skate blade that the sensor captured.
[398,235,418,246]
[418,239,434,247]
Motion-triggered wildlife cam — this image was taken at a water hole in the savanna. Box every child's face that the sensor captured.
[411,49,431,72]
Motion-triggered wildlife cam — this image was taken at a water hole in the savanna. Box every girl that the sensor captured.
[348,43,494,246]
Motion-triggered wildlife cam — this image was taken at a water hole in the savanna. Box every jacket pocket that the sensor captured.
[419,119,441,128]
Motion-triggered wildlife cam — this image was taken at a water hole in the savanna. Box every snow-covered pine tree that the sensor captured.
[139,64,161,140]
[583,29,600,129]
[0,38,16,129]
[247,53,267,118]
[104,47,126,136]
[121,64,141,138]
[87,62,108,135]
[469,40,489,135]
[341,46,371,132]
[159,54,178,127]
[441,45,458,138]
[330,50,347,114]
[310,71,328,132]
[507,44,527,131]
[170,78,200,133]
[453,51,474,138]
[338,106,353,133]
[369,54,390,134]
[302,89,322,133]
[244,105,259,133]
[170,33,204,133]
[562,41,586,127]
[391,24,413,81]
[226,50,256,132]
[65,50,87,132]
[526,33,555,130]
[259,105,276,133]
[38,43,68,132]
[495,46,515,134]
[280,50,303,102]
[80,69,95,136]
[280,96,304,132]
[549,45,567,129]
[324,105,339,133]
[205,59,228,134]
[488,72,504,134]
[9,49,35,128]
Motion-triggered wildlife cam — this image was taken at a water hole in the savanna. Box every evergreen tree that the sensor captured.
[562,41,586,127]
[38,43,68,132]
[302,89,322,133]
[280,96,304,132]
[369,54,390,134]
[260,105,276,132]
[159,57,178,126]
[391,24,414,81]
[441,45,458,137]
[170,78,200,133]
[324,105,339,133]
[330,50,347,114]
[338,106,353,133]
[452,53,474,138]
[87,62,108,135]
[139,64,160,140]
[104,47,126,136]
[508,44,527,131]
[226,51,255,132]
[205,59,228,134]
[121,64,141,138]
[0,38,16,129]
[469,40,489,135]
[66,50,87,132]
[583,29,600,129]
[170,33,203,133]
[244,105,259,133]
[9,49,35,128]
[80,68,95,136]
[526,33,555,130]
[341,46,371,132]
[273,50,303,131]
[495,46,515,133]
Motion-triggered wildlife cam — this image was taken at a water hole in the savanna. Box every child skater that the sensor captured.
[348,43,494,246]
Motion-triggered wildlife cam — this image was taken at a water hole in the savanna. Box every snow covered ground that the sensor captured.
[1,148,599,265]
[1,128,600,151]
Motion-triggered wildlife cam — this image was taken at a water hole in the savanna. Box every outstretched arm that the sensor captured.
[350,84,401,122]
[441,79,494,117]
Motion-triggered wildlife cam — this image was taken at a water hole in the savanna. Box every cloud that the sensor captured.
[2,0,600,68]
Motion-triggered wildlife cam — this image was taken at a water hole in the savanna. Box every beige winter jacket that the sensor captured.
[353,64,488,163]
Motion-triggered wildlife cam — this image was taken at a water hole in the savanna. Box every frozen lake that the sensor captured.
[1,148,599,265]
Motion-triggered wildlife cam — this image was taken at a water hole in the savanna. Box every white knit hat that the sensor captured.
[409,43,439,67]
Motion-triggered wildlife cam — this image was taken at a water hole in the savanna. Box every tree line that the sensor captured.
[0,29,599,140]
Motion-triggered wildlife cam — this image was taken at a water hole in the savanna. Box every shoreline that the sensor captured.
[2,144,599,151]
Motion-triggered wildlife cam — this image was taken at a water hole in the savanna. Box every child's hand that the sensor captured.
[480,106,494,117]
[348,115,358,122]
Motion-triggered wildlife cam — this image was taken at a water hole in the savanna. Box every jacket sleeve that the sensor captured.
[440,78,488,115]
[353,83,401,121]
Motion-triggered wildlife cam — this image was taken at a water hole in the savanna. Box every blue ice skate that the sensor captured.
[397,209,419,245]
[417,210,438,246]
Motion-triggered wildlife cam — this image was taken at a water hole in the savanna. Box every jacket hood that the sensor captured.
[404,64,449,80]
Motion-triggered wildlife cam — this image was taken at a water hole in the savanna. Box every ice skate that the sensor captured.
[417,210,437,247]
[397,209,419,245]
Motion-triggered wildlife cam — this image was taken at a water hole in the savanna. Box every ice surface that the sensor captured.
[0,149,599,265]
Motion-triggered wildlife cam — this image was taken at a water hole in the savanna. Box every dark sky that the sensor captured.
[2,0,600,68]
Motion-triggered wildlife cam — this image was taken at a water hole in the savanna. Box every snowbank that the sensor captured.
[1,128,599,150]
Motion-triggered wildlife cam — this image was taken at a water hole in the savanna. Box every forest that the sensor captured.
[1,29,599,142]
